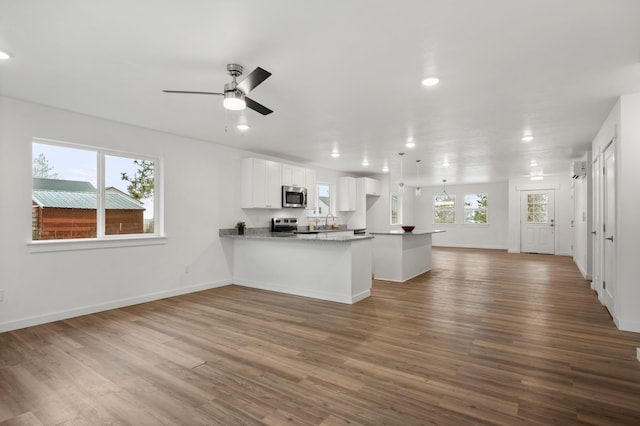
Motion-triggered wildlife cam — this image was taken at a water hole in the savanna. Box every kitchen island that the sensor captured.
[370,230,445,282]
[221,231,374,304]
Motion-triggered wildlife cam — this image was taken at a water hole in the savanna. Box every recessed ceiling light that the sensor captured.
[237,124,250,131]
[530,176,543,181]
[522,135,534,142]
[331,151,340,158]
[405,137,416,148]
[0,50,11,60]
[530,160,538,166]
[421,77,440,87]
[382,165,389,173]
[362,159,369,167]
[442,161,450,167]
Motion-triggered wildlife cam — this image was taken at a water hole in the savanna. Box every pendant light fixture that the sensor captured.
[436,179,454,206]
[415,160,422,196]
[398,152,405,193]
[440,179,449,198]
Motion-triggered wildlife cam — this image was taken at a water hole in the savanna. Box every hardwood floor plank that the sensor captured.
[1,248,640,425]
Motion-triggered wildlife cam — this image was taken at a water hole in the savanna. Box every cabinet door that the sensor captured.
[241,158,281,208]
[338,177,356,211]
[282,165,306,187]
[365,178,381,196]
[266,161,282,208]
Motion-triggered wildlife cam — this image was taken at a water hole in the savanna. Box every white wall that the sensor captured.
[0,96,344,332]
[616,94,640,332]
[572,152,592,280]
[507,175,574,255]
[413,181,509,250]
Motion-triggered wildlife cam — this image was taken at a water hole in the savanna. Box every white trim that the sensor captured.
[0,279,230,333]
[28,235,167,253]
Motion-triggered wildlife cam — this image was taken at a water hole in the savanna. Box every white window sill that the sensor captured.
[28,235,167,253]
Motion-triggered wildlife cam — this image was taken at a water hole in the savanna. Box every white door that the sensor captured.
[520,190,555,254]
[602,142,616,314]
[591,155,602,298]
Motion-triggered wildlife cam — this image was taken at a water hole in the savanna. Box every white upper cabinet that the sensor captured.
[338,176,357,211]
[242,158,282,208]
[282,164,306,187]
[364,177,381,196]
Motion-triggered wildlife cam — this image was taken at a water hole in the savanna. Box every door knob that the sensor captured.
[591,231,597,235]
[605,236,614,242]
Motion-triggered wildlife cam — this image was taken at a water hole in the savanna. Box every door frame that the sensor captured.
[591,153,602,299]
[602,139,616,316]
[516,184,560,254]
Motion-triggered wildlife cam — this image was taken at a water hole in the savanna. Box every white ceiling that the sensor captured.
[2,0,640,187]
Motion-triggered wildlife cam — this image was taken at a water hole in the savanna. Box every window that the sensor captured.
[308,183,334,219]
[32,139,160,242]
[434,193,456,224]
[527,193,549,223]
[464,193,488,224]
[390,193,402,225]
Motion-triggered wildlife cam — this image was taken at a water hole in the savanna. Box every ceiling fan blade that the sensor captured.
[162,90,224,96]
[236,67,271,94]
[246,97,273,115]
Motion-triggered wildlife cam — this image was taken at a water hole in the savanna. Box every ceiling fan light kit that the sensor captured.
[223,90,246,111]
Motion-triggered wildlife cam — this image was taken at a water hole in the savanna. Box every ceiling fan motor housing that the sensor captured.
[226,63,244,78]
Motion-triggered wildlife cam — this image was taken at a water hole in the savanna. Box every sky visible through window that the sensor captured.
[33,142,154,219]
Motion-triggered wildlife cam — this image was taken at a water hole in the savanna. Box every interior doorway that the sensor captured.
[520,190,556,254]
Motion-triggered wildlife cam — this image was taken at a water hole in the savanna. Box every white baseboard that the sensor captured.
[0,279,231,333]
[573,258,592,281]
[617,317,640,334]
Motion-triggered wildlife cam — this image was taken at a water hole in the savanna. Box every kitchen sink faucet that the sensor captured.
[325,213,336,229]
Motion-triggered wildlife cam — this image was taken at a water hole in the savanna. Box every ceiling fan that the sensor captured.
[163,64,273,115]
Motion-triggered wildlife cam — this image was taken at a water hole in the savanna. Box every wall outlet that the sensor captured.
[0,289,4,302]
[637,348,640,363]
[184,265,190,274]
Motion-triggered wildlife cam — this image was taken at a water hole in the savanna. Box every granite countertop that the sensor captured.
[369,230,446,235]
[221,231,373,243]
[219,226,372,242]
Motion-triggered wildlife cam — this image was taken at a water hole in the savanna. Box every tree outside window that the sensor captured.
[464,194,488,224]
[434,194,455,224]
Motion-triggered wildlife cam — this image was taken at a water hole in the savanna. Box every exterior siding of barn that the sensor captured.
[32,178,145,240]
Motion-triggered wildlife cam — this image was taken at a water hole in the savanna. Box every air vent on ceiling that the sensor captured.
[571,161,586,179]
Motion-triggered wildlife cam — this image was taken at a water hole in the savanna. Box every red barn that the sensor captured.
[32,178,145,240]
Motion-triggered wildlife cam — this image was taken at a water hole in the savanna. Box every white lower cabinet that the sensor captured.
[242,158,282,208]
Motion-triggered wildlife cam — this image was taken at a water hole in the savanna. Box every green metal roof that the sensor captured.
[33,177,96,192]
[32,190,144,210]
[32,179,145,210]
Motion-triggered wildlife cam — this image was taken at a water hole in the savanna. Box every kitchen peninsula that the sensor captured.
[221,230,374,304]
[370,230,445,282]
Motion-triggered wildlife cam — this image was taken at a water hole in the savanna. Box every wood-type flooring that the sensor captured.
[1,248,640,425]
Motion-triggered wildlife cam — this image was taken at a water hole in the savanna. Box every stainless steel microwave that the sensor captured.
[282,185,307,208]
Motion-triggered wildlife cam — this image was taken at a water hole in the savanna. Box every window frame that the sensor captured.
[29,138,165,252]
[390,192,402,225]
[308,182,335,218]
[463,193,489,225]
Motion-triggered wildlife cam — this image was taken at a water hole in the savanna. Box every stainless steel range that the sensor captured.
[271,217,298,233]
